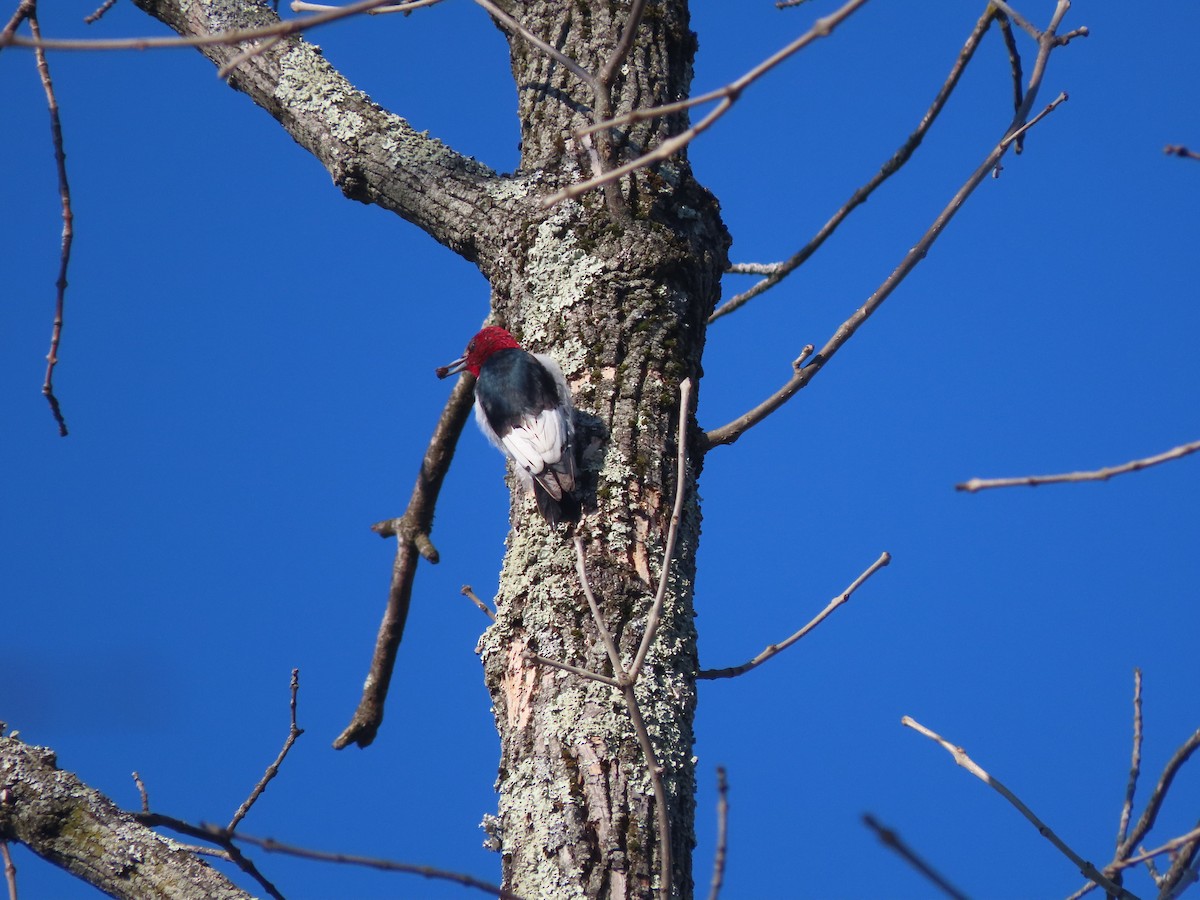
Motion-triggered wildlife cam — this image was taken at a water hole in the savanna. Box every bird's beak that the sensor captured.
[435,354,468,380]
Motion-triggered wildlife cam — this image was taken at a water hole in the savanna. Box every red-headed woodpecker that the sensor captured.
[437,326,580,526]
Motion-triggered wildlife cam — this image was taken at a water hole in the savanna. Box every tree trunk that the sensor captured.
[124,0,729,896]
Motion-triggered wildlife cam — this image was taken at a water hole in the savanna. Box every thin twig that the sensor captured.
[523,651,620,687]
[987,0,1039,41]
[234,831,527,899]
[1,842,16,900]
[995,12,1024,152]
[216,34,283,79]
[598,0,648,87]
[862,814,970,900]
[29,8,71,436]
[1118,726,1200,859]
[704,89,1070,448]
[629,377,692,680]
[84,0,117,24]
[706,768,729,900]
[131,771,150,813]
[228,669,304,832]
[134,812,285,900]
[573,536,625,671]
[461,584,496,620]
[0,0,434,51]
[710,4,997,322]
[542,0,870,206]
[1118,824,1200,874]
[571,536,673,900]
[1115,668,1143,852]
[901,716,1136,899]
[335,373,475,749]
[698,552,890,679]
[957,438,1200,492]
[472,0,596,89]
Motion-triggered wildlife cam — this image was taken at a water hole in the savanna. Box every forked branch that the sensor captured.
[901,715,1135,899]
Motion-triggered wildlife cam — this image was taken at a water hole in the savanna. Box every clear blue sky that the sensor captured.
[4,2,1199,898]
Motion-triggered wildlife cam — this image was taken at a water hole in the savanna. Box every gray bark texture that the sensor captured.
[69,0,727,897]
[0,735,251,899]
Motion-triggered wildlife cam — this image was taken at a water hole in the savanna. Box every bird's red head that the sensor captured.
[436,326,522,379]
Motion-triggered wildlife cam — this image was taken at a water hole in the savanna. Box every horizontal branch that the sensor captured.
[956,438,1200,492]
[542,0,871,206]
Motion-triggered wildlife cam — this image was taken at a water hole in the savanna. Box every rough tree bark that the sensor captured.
[0,735,250,899]
[117,1,728,898]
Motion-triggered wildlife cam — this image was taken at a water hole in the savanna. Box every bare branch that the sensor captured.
[704,87,1070,448]
[1115,668,1143,852]
[706,767,729,900]
[29,7,71,436]
[0,0,434,52]
[522,651,620,688]
[228,669,304,832]
[473,0,596,89]
[862,814,969,900]
[956,438,1200,493]
[630,377,692,680]
[233,831,528,899]
[988,0,1039,41]
[1118,726,1200,859]
[901,716,1136,899]
[571,537,673,900]
[132,770,150,812]
[599,0,648,87]
[0,735,251,899]
[1,842,16,900]
[573,536,625,672]
[711,4,998,322]
[334,374,475,750]
[542,0,871,206]
[698,551,889,679]
[461,584,496,620]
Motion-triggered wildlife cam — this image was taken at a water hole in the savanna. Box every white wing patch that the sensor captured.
[500,407,569,498]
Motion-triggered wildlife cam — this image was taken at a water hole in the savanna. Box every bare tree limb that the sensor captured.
[630,377,692,680]
[1118,727,1200,860]
[233,831,527,899]
[473,0,596,89]
[461,584,496,620]
[1116,668,1143,853]
[957,439,1200,492]
[900,716,1136,900]
[0,0,432,51]
[704,86,1070,448]
[698,551,889,680]
[0,735,251,900]
[960,439,1200,494]
[28,5,71,436]
[542,0,871,206]
[0,841,16,900]
[862,813,969,900]
[335,374,475,749]
[706,767,729,900]
[228,669,304,831]
[712,4,998,322]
